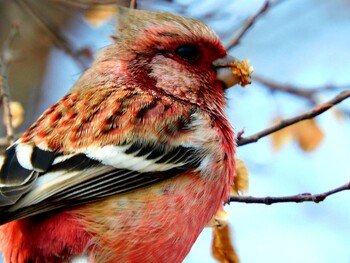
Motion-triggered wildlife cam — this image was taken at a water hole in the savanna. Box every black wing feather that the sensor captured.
[0,140,204,225]
[0,164,183,225]
[30,147,56,172]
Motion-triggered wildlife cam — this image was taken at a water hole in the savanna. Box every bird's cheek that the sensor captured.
[149,55,202,103]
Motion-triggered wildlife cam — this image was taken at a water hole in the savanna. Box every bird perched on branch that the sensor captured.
[0,6,243,263]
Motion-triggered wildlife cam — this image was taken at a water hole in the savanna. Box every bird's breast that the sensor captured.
[72,169,228,262]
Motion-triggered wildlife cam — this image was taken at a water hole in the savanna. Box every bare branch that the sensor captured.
[15,0,89,70]
[226,1,272,50]
[53,0,131,9]
[254,75,316,102]
[237,90,350,146]
[0,22,20,144]
[130,0,137,9]
[229,181,350,204]
[253,75,349,104]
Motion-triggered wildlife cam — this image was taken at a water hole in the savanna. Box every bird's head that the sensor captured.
[86,8,240,110]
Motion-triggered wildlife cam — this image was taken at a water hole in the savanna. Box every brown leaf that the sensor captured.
[332,107,346,122]
[9,101,24,128]
[231,159,249,196]
[294,119,324,152]
[212,224,240,263]
[84,4,118,27]
[270,117,295,151]
[207,206,229,228]
[229,59,253,87]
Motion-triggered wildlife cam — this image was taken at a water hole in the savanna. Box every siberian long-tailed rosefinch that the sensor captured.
[0,7,240,263]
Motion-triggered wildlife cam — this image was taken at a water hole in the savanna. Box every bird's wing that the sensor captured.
[0,88,209,224]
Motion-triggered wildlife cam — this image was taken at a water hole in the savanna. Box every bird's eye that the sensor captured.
[175,44,199,62]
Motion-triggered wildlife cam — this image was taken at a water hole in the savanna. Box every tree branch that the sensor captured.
[237,90,350,146]
[253,74,349,104]
[53,0,131,9]
[130,0,137,9]
[15,0,89,70]
[226,1,272,50]
[0,22,20,144]
[229,181,350,204]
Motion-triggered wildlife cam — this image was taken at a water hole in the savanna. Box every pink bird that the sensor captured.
[0,7,238,263]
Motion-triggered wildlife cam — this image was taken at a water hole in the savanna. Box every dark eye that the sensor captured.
[175,44,199,62]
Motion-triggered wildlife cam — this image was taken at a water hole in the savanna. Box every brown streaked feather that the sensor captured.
[20,87,197,151]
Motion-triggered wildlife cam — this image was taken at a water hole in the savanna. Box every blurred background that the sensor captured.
[0,0,349,262]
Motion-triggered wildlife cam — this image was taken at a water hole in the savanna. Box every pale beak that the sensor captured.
[213,54,239,89]
[212,54,238,68]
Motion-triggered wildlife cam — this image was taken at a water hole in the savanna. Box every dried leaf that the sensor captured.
[3,101,24,128]
[231,159,249,196]
[332,107,346,122]
[270,117,295,151]
[229,59,253,87]
[212,224,240,263]
[84,5,118,27]
[207,206,229,228]
[294,119,324,152]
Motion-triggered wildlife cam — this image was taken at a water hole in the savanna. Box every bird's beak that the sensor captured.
[213,55,241,89]
[213,55,249,89]
[212,54,238,68]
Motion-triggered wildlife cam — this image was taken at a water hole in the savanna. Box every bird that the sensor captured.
[0,7,240,263]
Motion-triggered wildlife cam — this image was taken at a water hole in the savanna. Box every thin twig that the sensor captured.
[15,0,88,70]
[53,0,130,9]
[254,75,316,102]
[237,90,350,146]
[0,23,20,144]
[253,75,349,104]
[229,181,350,204]
[130,0,137,9]
[226,1,272,50]
[0,76,14,144]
